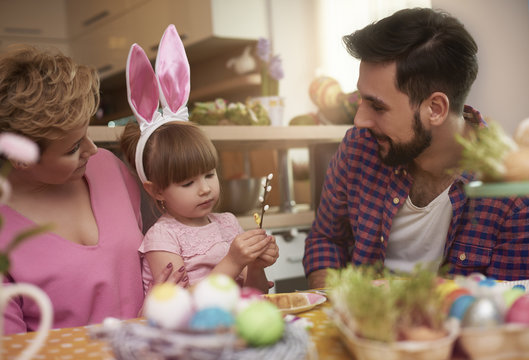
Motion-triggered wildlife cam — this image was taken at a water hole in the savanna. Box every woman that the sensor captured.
[0,45,183,334]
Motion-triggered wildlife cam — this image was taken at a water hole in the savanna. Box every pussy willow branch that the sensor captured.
[259,177,272,229]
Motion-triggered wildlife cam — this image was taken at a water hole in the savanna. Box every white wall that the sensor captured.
[268,0,320,125]
[273,0,529,134]
[432,0,529,135]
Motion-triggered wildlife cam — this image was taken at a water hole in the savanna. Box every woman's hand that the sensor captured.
[144,252,189,290]
[144,263,190,293]
[155,262,190,287]
[139,262,189,317]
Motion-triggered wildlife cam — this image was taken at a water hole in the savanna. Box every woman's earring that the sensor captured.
[13,161,28,169]
[159,200,167,211]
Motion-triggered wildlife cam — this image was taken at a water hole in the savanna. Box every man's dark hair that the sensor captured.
[343,7,478,114]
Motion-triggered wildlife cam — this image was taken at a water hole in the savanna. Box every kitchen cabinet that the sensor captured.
[68,0,267,79]
[65,0,147,39]
[0,0,67,39]
[69,0,185,78]
[0,0,69,55]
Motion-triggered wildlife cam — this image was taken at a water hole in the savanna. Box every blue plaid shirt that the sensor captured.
[303,107,529,281]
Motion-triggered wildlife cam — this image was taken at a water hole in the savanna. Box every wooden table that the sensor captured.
[1,301,348,360]
[0,300,514,360]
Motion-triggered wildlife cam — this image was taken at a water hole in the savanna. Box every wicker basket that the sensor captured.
[90,318,310,360]
[329,310,460,360]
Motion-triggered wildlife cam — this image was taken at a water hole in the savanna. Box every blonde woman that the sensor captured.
[0,45,182,334]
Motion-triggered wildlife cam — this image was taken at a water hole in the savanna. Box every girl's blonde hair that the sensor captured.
[120,121,218,191]
[0,45,100,151]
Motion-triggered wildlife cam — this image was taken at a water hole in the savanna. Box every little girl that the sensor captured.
[120,25,278,293]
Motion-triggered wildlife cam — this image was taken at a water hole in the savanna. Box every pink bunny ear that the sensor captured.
[155,24,190,113]
[126,43,160,126]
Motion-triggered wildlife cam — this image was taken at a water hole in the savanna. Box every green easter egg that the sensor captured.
[236,301,284,346]
[504,288,526,308]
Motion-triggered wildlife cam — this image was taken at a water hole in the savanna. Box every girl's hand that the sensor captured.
[227,229,271,267]
[253,236,279,268]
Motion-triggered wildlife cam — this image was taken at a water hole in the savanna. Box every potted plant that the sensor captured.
[248,38,285,126]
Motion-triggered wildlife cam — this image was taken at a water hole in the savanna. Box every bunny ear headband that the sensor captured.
[126,24,191,183]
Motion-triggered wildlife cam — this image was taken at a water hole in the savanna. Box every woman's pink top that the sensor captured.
[0,149,145,334]
[139,212,244,290]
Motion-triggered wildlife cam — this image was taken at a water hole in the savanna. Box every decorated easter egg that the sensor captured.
[144,283,193,330]
[309,76,343,108]
[444,287,472,313]
[449,295,476,320]
[461,297,503,328]
[436,280,461,299]
[505,294,529,324]
[503,288,525,309]
[513,284,526,291]
[193,274,241,312]
[478,278,497,288]
[468,272,487,282]
[236,300,284,346]
[189,307,235,331]
[237,287,264,313]
[240,287,263,300]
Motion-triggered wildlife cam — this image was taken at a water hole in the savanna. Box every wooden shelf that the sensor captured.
[88,124,351,149]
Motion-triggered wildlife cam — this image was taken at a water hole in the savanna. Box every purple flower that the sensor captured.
[256,38,271,62]
[0,133,39,164]
[256,38,283,96]
[268,55,284,80]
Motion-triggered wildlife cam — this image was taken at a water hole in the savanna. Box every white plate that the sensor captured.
[263,292,327,315]
[496,279,529,291]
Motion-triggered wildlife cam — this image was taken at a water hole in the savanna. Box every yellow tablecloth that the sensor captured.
[1,300,487,360]
[2,301,348,360]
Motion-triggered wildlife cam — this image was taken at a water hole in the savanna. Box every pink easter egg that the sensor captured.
[505,294,529,324]
[240,287,263,300]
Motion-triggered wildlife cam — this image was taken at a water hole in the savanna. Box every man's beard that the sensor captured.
[369,110,432,167]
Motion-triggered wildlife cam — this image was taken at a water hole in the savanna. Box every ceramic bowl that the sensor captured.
[217,177,265,215]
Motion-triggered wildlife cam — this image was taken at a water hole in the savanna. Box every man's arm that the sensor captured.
[307,269,328,289]
[303,130,356,288]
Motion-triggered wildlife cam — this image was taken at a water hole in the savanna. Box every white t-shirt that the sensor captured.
[384,186,452,273]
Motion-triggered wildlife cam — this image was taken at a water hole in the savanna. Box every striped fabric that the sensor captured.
[303,106,529,281]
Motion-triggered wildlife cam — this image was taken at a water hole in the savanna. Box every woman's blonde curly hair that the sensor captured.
[0,45,100,151]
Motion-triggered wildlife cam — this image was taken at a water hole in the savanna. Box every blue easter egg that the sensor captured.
[449,295,476,320]
[478,278,497,287]
[513,284,526,291]
[189,307,234,331]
